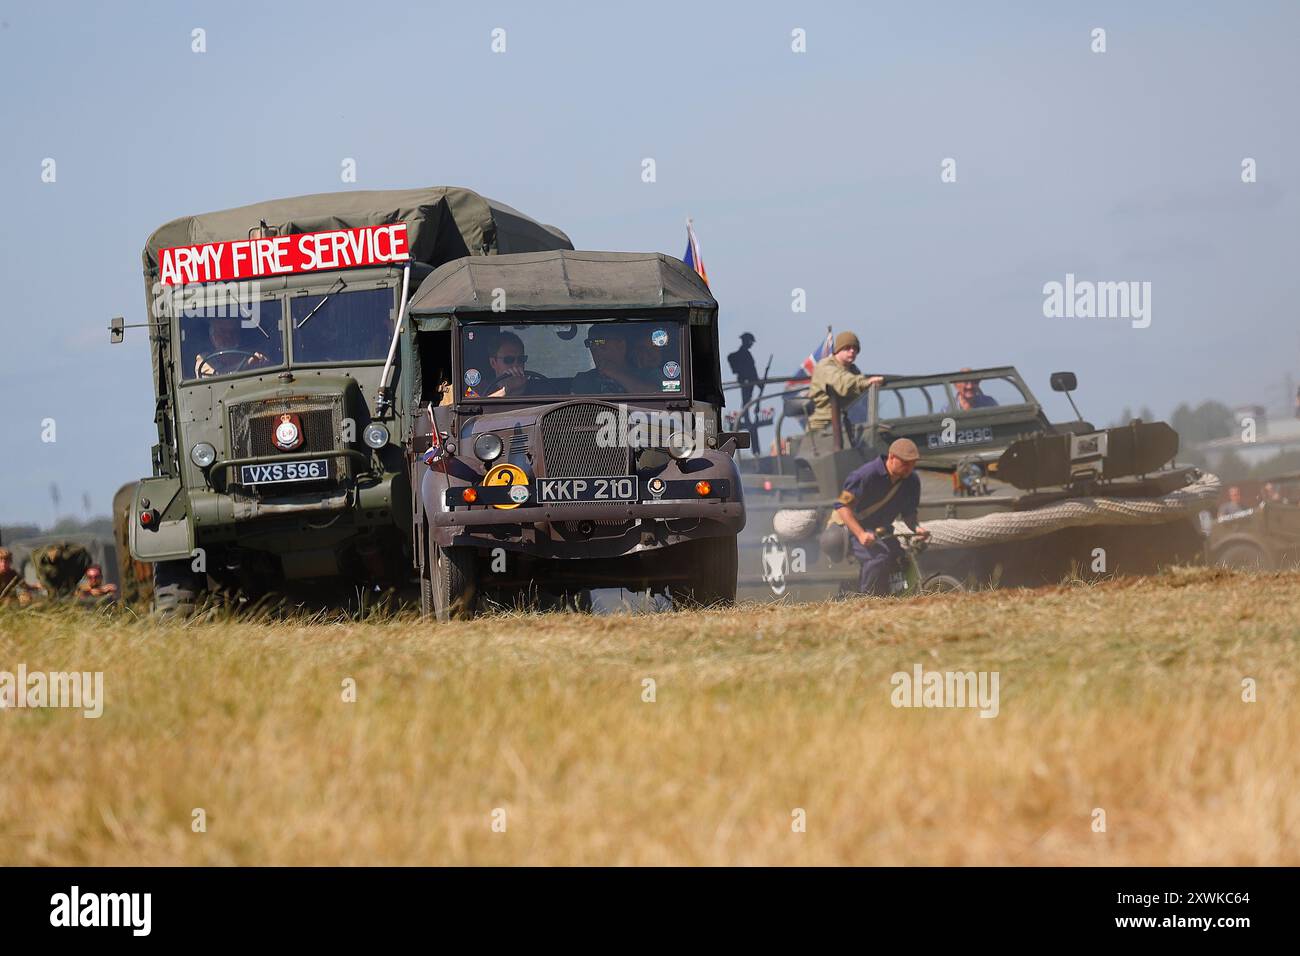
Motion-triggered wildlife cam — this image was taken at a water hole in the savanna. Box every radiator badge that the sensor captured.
[273,413,304,451]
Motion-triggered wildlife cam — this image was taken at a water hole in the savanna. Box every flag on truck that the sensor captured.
[787,327,834,389]
[683,219,708,287]
[422,404,447,469]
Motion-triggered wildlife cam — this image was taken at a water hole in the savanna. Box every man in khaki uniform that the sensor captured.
[806,331,883,433]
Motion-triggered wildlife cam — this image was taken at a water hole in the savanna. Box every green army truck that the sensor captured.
[114,187,571,615]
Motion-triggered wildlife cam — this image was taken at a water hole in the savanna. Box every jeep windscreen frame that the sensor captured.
[848,369,1038,426]
[452,312,691,403]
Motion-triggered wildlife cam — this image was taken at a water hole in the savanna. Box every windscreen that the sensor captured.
[180,299,285,382]
[290,287,395,364]
[458,319,686,400]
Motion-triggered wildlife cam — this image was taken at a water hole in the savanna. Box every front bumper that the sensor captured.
[433,498,744,528]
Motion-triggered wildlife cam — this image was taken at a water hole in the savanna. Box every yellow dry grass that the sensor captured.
[0,566,1296,866]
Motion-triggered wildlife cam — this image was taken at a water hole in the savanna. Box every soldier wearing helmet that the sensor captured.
[807,331,883,434]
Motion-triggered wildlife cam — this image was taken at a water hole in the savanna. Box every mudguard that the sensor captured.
[129,476,196,562]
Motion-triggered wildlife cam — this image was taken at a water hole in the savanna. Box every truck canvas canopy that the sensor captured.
[138,186,573,403]
[142,186,573,292]
[407,250,718,329]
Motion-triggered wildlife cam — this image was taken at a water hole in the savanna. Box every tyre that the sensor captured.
[152,559,204,619]
[419,573,434,619]
[1214,543,1271,571]
[670,535,738,609]
[431,544,478,621]
[921,573,965,594]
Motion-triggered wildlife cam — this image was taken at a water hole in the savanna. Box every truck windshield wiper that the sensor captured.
[294,277,348,330]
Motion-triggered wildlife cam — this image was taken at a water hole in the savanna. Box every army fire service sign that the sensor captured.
[157,223,411,286]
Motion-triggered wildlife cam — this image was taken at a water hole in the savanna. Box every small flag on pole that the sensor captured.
[787,327,834,389]
[683,218,709,287]
[422,404,446,469]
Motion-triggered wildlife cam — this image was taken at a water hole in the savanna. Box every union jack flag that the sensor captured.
[423,404,446,468]
[787,327,834,389]
[682,219,708,287]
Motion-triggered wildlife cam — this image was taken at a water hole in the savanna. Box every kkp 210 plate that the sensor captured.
[240,458,332,485]
[537,476,638,502]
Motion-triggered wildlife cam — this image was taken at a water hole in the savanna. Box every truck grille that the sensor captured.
[228,397,344,460]
[539,402,630,478]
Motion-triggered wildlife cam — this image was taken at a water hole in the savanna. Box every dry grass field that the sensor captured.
[0,566,1296,866]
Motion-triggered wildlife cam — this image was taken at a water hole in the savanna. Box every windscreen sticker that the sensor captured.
[651,329,669,347]
[662,380,681,392]
[466,330,475,340]
[662,361,680,379]
[464,387,479,398]
[464,368,481,387]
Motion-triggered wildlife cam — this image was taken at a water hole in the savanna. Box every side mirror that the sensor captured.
[1050,371,1077,393]
[109,316,124,344]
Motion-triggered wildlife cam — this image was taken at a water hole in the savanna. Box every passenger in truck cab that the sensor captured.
[571,326,656,394]
[194,315,272,378]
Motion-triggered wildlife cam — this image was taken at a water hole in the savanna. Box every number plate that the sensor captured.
[926,426,994,449]
[239,459,332,486]
[536,476,638,503]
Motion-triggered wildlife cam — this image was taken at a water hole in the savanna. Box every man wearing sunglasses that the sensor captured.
[571,325,655,395]
[485,331,536,397]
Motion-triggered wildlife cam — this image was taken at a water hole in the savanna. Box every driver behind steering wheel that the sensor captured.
[194,315,272,378]
[484,331,544,397]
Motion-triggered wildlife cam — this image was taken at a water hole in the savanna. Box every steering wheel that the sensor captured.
[199,349,261,377]
[485,369,550,395]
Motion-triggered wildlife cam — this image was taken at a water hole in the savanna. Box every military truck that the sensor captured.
[114,187,572,615]
[735,366,1218,599]
[1206,473,1300,570]
[405,250,748,619]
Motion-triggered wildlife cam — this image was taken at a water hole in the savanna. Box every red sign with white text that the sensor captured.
[157,222,411,286]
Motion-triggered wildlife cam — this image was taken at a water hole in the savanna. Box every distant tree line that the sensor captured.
[0,514,113,546]
[1115,399,1298,482]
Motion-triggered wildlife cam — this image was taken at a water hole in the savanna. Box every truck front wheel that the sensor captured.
[152,559,205,619]
[670,535,739,609]
[428,544,478,622]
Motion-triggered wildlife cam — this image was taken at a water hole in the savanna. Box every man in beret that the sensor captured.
[828,438,930,595]
[807,331,884,435]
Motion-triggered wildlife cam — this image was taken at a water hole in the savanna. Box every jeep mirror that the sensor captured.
[1050,371,1077,393]
[1050,371,1085,421]
[556,324,578,341]
[109,316,124,344]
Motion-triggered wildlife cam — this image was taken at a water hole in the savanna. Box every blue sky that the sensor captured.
[1,0,1296,524]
